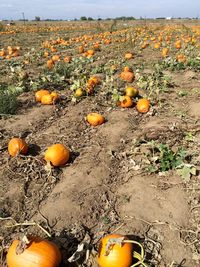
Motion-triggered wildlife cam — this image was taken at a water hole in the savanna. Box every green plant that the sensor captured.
[147,142,186,172]
[135,64,172,99]
[0,85,19,115]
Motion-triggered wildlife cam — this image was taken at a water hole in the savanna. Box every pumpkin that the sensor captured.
[87,49,95,56]
[63,56,72,63]
[47,59,55,69]
[154,42,161,49]
[51,92,59,102]
[176,54,186,63]
[162,47,169,57]
[120,68,135,83]
[7,236,61,267]
[52,55,60,62]
[136,99,150,113]
[118,95,133,108]
[78,45,84,53]
[174,40,181,49]
[35,90,50,102]
[125,87,138,97]
[125,53,133,60]
[97,234,133,267]
[8,138,28,157]
[44,144,70,167]
[44,51,49,58]
[74,88,84,97]
[41,94,54,105]
[86,113,105,126]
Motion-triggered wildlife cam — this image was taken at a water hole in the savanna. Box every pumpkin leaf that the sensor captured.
[176,164,197,182]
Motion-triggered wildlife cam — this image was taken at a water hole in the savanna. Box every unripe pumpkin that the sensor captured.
[44,144,70,167]
[8,138,28,157]
[125,87,138,97]
[7,236,61,267]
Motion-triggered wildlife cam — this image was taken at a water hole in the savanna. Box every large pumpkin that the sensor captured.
[97,234,133,267]
[6,236,62,267]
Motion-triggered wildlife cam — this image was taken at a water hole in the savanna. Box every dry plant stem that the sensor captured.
[5,222,51,237]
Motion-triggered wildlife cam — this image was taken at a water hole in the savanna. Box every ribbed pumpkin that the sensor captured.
[97,234,133,267]
[8,138,28,157]
[6,236,61,267]
[44,144,70,167]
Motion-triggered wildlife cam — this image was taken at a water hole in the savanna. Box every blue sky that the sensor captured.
[0,0,199,20]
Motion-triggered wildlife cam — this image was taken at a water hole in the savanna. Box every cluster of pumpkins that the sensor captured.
[8,86,150,166]
[6,233,145,267]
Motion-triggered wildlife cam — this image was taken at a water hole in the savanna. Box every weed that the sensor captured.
[0,85,18,115]
[147,142,186,172]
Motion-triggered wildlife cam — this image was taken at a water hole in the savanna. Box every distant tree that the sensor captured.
[35,16,41,21]
[80,16,87,21]
[87,17,94,21]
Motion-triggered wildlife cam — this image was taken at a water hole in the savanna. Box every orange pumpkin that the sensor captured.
[63,56,72,63]
[136,99,150,113]
[87,49,95,56]
[7,236,61,267]
[162,47,169,57]
[97,234,133,267]
[78,45,84,53]
[51,92,59,102]
[41,94,54,105]
[86,113,105,126]
[176,54,187,63]
[174,40,181,49]
[35,90,50,102]
[47,59,55,69]
[44,144,70,167]
[8,138,28,157]
[52,55,60,62]
[120,69,135,83]
[118,95,133,108]
[125,53,133,60]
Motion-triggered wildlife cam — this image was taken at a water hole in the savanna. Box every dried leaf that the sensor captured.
[16,235,30,255]
[105,237,125,256]
[68,233,91,263]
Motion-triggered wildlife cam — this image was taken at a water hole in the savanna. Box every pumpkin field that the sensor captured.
[0,19,200,266]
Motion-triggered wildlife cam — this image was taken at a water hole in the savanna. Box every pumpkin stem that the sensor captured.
[123,240,148,267]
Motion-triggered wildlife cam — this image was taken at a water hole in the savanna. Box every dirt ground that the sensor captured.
[0,20,200,267]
